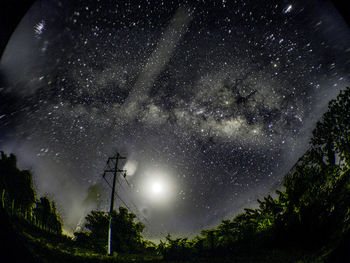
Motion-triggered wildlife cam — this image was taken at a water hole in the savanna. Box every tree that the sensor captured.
[74,207,145,254]
[162,234,193,260]
[155,87,350,260]
[0,151,36,210]
[311,87,350,168]
[33,196,62,234]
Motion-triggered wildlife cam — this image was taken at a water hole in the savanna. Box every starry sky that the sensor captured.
[1,0,350,239]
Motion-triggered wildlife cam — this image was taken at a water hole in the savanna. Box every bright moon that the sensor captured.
[139,167,176,206]
[151,182,163,195]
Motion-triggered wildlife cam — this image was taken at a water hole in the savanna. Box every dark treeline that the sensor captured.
[0,87,349,262]
[74,208,147,254]
[0,152,62,234]
[152,87,350,262]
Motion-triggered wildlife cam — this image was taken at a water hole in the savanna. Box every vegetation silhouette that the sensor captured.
[155,86,350,262]
[0,152,36,209]
[0,86,349,262]
[0,151,63,234]
[74,207,145,254]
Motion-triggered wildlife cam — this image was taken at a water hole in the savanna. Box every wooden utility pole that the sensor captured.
[102,153,126,255]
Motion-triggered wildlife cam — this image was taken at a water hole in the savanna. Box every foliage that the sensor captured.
[34,196,63,234]
[160,234,195,260]
[1,87,349,262]
[310,87,350,168]
[156,87,350,261]
[0,151,62,235]
[0,151,36,209]
[74,207,145,254]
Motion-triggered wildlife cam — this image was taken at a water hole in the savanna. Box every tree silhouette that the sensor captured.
[311,87,350,168]
[0,151,36,210]
[74,206,145,254]
[160,87,350,260]
[0,86,349,261]
[33,196,62,234]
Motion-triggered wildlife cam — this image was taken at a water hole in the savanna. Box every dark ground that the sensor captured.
[0,205,39,263]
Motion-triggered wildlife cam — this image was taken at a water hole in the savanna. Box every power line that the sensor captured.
[116,180,152,226]
[115,172,154,226]
[116,176,140,211]
[102,167,152,228]
[103,174,134,214]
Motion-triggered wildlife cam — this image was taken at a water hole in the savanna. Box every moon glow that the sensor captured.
[139,168,176,206]
[151,182,163,195]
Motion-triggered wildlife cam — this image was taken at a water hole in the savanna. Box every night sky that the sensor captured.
[1,0,350,239]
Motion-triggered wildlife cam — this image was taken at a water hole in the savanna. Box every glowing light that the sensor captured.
[139,168,177,206]
[283,5,293,14]
[151,181,163,194]
[34,20,45,35]
[123,160,138,176]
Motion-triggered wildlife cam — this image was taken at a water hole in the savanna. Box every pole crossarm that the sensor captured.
[104,169,126,174]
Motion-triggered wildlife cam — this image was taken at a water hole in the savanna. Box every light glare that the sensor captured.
[151,182,163,194]
[139,168,177,206]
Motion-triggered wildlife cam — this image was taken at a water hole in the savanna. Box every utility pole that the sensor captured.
[102,153,126,256]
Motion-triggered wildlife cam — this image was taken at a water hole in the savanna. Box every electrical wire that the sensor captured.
[103,173,152,227]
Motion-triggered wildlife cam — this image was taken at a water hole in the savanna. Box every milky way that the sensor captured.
[1,0,350,238]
